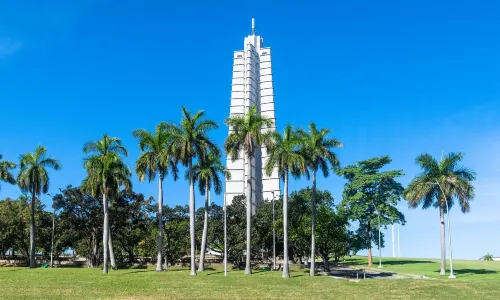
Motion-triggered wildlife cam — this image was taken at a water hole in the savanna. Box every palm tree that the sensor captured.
[83,134,132,274]
[298,123,342,276]
[171,106,219,276]
[225,105,274,275]
[483,253,494,261]
[17,146,61,268]
[192,152,230,271]
[265,124,306,278]
[0,154,16,191]
[404,152,475,276]
[133,122,178,271]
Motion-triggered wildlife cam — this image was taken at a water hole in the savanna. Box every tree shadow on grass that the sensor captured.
[382,260,434,266]
[124,270,152,274]
[206,271,224,276]
[438,269,497,277]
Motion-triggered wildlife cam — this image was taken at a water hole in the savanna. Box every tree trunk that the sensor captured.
[282,171,290,278]
[309,170,317,276]
[108,227,117,270]
[198,182,209,272]
[29,191,37,268]
[244,153,253,275]
[188,158,197,276]
[439,205,446,276]
[367,221,372,267]
[102,188,109,274]
[156,175,164,271]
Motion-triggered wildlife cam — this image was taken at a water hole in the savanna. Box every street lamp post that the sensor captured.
[223,193,227,277]
[432,182,455,279]
[48,193,55,268]
[271,191,276,271]
[377,209,382,269]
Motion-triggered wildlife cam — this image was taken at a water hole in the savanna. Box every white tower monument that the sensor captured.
[225,19,281,212]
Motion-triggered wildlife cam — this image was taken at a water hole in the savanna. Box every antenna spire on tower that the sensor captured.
[252,18,256,35]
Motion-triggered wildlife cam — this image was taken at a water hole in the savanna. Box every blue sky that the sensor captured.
[0,0,499,260]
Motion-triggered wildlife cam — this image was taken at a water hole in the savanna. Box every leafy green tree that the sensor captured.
[298,123,342,276]
[54,186,103,268]
[171,106,219,276]
[191,152,229,271]
[133,122,178,271]
[403,152,475,275]
[0,154,16,191]
[163,205,190,267]
[265,124,306,278]
[226,195,247,267]
[252,200,283,263]
[288,188,335,264]
[315,205,349,271]
[337,156,405,267]
[109,190,150,265]
[225,105,274,275]
[82,134,131,274]
[17,146,61,268]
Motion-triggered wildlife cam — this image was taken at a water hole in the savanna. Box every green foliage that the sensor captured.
[17,146,61,196]
[298,122,343,176]
[170,106,219,166]
[224,105,274,161]
[82,134,131,196]
[0,154,16,191]
[0,196,55,262]
[403,152,476,213]
[133,122,179,182]
[483,253,494,261]
[337,156,405,256]
[226,195,247,265]
[191,152,229,195]
[264,124,306,179]
[54,186,104,267]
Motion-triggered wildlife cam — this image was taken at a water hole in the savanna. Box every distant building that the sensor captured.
[225,19,280,212]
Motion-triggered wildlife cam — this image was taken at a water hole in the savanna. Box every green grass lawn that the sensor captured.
[344,256,500,280]
[1,258,500,299]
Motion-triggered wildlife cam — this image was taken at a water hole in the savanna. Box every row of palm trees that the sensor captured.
[225,106,343,278]
[0,104,475,279]
[0,105,343,278]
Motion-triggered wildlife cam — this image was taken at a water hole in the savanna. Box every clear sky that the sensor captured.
[1,0,499,260]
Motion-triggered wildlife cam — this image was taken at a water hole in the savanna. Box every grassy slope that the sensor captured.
[0,259,499,299]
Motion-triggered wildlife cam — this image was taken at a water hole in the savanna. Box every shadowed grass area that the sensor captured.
[1,262,500,299]
[343,256,500,280]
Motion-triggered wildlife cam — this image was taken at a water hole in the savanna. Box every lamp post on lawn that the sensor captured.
[377,209,382,269]
[429,182,455,279]
[370,201,383,268]
[47,193,56,268]
[223,193,227,277]
[271,191,276,271]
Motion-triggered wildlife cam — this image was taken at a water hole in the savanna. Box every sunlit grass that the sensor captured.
[0,259,499,299]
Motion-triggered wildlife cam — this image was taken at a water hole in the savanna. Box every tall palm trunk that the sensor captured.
[282,171,290,278]
[309,170,317,276]
[102,187,109,274]
[188,158,197,276]
[198,182,209,272]
[156,175,164,271]
[439,205,446,276]
[244,153,253,275]
[108,228,117,270]
[29,190,36,268]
